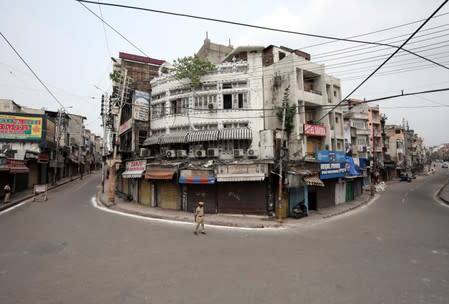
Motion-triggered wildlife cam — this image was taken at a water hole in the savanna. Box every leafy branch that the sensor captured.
[172,56,216,89]
[276,86,296,139]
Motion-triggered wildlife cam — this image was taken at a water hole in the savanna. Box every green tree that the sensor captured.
[172,56,216,89]
[276,86,296,139]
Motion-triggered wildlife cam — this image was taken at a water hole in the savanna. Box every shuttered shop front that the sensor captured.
[187,184,217,214]
[138,179,152,206]
[217,182,267,215]
[156,181,179,210]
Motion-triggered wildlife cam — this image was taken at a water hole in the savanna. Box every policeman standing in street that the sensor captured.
[194,201,206,235]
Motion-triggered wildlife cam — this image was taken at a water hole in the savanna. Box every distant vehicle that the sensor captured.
[442,162,449,168]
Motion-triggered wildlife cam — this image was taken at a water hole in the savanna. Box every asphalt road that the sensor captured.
[0,169,448,304]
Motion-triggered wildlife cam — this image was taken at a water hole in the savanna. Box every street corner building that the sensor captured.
[106,38,430,218]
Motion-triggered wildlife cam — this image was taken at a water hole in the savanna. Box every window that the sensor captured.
[351,120,367,129]
[238,94,244,108]
[222,82,232,89]
[223,94,232,109]
[138,130,147,146]
[279,52,286,60]
[336,116,339,124]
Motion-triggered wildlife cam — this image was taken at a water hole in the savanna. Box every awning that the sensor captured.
[7,160,29,174]
[122,170,145,179]
[218,128,252,140]
[143,136,160,146]
[145,168,176,180]
[179,176,216,184]
[186,130,219,143]
[216,173,265,182]
[304,176,325,187]
[159,132,188,144]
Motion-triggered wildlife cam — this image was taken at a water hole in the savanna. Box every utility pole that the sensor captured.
[277,105,286,221]
[108,68,128,204]
[53,108,62,185]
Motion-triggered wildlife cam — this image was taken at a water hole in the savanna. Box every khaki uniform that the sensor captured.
[194,205,205,233]
[3,185,11,204]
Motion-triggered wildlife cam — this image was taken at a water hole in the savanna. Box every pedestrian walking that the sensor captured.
[3,184,11,204]
[194,201,206,235]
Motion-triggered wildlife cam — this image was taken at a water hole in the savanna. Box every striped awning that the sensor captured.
[216,173,265,182]
[179,176,216,184]
[143,136,160,146]
[186,130,219,143]
[218,128,252,140]
[159,132,188,144]
[304,176,325,187]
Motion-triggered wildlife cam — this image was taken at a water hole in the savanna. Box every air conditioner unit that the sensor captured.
[140,148,149,158]
[176,149,187,157]
[195,150,206,158]
[166,150,176,158]
[234,149,244,158]
[247,149,258,158]
[207,148,219,157]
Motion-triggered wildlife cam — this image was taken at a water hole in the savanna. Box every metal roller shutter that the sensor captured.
[138,179,152,206]
[316,179,336,209]
[123,177,129,195]
[157,181,179,210]
[187,184,217,214]
[28,161,39,188]
[217,182,267,215]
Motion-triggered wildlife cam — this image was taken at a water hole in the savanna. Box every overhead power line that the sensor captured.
[315,0,449,125]
[0,31,66,110]
[97,0,112,57]
[299,11,449,49]
[78,1,150,58]
[77,0,449,71]
[0,31,90,132]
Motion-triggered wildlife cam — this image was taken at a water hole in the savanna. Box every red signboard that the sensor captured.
[126,160,146,172]
[304,124,326,137]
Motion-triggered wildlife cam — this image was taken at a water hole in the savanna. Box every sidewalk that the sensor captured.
[0,174,85,212]
[97,181,375,229]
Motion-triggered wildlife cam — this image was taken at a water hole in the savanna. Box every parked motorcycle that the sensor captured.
[292,201,308,219]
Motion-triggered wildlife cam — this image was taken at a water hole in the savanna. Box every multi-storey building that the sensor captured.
[385,125,406,176]
[134,41,354,216]
[368,105,383,159]
[343,99,370,159]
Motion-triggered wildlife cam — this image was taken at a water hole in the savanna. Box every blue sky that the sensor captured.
[1,0,448,145]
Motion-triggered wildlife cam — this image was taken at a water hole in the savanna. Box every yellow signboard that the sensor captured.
[0,114,43,140]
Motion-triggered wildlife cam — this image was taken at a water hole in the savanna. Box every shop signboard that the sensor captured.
[319,162,346,180]
[46,119,56,142]
[132,90,150,122]
[119,119,132,135]
[304,123,326,137]
[126,160,147,172]
[0,114,42,141]
[316,150,345,163]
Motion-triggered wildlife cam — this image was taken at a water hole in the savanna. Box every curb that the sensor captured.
[0,176,82,212]
[322,195,373,219]
[96,189,370,229]
[437,181,449,205]
[97,190,279,229]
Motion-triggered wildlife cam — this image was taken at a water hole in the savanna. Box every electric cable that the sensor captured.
[77,0,449,70]
[299,11,449,49]
[315,0,449,125]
